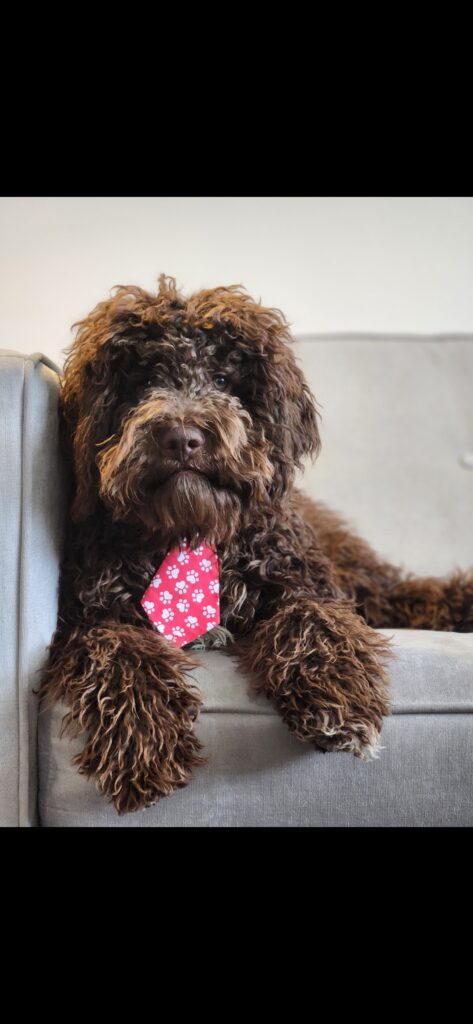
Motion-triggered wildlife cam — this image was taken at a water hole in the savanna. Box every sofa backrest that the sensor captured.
[294,335,473,576]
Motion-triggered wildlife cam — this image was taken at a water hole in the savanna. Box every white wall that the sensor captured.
[1,196,472,368]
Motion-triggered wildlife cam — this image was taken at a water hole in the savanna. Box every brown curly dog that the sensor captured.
[38,275,473,814]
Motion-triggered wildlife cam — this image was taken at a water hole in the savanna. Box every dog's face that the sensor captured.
[62,276,320,546]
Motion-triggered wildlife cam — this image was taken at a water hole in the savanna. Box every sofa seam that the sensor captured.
[198,706,473,716]
[294,333,473,343]
[0,354,40,363]
[0,352,61,374]
[16,361,27,828]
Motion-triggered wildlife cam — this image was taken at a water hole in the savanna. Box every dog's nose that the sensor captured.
[160,425,206,461]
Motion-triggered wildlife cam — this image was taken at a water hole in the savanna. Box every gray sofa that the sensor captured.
[1,336,472,827]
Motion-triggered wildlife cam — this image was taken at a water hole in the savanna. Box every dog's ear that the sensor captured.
[189,285,321,490]
[59,353,119,521]
[60,277,184,521]
[260,342,321,494]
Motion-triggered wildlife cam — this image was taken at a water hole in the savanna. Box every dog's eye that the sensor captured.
[213,375,228,389]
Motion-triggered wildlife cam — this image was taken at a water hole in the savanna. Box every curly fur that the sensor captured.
[37,274,473,814]
[39,623,204,814]
[236,597,391,759]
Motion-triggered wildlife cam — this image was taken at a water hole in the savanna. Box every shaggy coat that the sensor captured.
[38,276,473,814]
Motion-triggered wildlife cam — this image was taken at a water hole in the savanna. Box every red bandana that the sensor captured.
[140,540,220,647]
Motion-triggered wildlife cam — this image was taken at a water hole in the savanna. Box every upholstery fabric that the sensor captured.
[296,335,473,575]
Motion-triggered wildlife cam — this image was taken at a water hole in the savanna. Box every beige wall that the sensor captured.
[1,196,473,368]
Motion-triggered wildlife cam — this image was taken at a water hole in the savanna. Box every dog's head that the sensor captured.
[61,275,320,545]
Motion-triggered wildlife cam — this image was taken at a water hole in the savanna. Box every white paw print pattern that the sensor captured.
[141,541,219,647]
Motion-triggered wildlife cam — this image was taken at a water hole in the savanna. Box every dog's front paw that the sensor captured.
[48,623,206,815]
[309,708,384,760]
[76,707,205,815]
[283,698,385,761]
[72,660,205,815]
[236,598,392,762]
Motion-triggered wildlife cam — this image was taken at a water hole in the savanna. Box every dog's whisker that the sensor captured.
[95,434,117,447]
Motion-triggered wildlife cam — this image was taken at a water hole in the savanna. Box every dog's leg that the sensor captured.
[38,622,205,815]
[236,596,392,758]
[297,494,473,632]
[37,515,209,814]
[373,572,473,632]
[229,510,392,758]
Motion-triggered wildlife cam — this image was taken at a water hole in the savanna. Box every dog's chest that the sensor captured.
[218,555,261,636]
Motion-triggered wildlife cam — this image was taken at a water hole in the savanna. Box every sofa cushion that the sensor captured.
[38,630,473,827]
[295,335,473,576]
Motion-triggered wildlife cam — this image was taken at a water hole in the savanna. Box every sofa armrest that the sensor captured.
[0,350,66,826]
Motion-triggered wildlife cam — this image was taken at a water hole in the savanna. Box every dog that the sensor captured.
[38,275,473,814]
